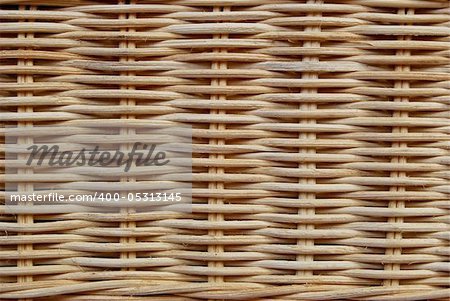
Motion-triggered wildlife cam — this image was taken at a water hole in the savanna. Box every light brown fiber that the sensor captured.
[0,0,449,300]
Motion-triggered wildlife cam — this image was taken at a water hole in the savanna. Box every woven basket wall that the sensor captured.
[1,0,449,300]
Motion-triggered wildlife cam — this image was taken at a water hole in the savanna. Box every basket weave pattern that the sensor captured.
[1,0,449,300]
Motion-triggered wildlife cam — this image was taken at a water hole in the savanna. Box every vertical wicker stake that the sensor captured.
[16,5,34,301]
[119,0,137,269]
[384,7,414,287]
[208,5,230,289]
[297,0,322,277]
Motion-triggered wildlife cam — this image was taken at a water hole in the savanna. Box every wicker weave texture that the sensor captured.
[1,0,449,300]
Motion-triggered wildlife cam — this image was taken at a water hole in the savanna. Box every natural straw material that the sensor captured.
[1,0,449,300]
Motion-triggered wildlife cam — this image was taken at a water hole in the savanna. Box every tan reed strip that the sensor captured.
[0,0,448,300]
[297,0,321,277]
[384,7,413,288]
[118,0,137,271]
[207,4,229,288]
[16,5,34,301]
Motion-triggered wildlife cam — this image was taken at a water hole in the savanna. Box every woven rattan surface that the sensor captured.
[1,0,449,300]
